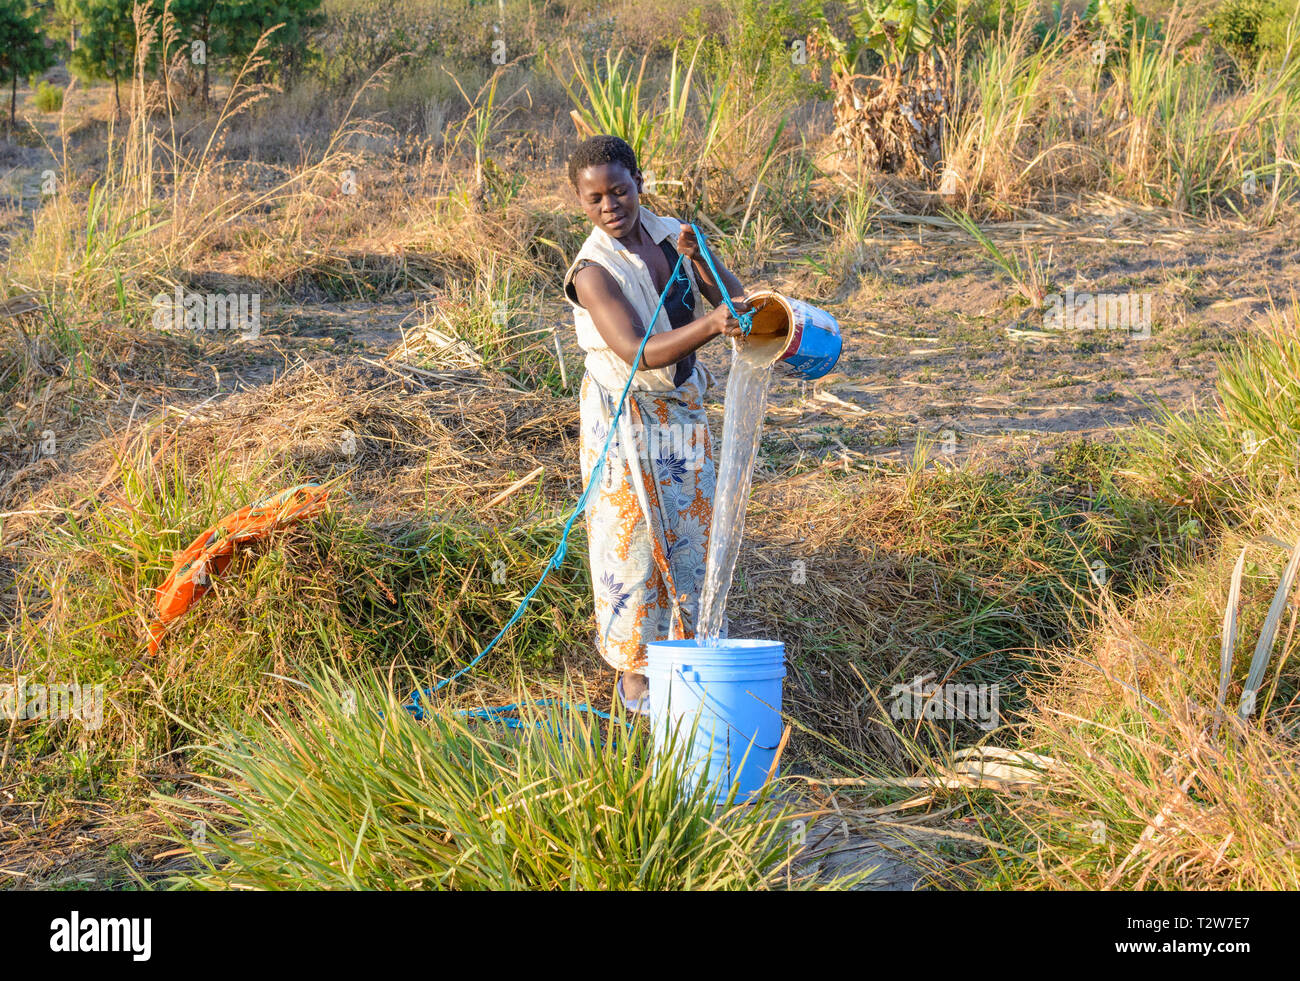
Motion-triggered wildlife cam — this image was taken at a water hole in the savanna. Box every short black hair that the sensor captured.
[568,135,640,190]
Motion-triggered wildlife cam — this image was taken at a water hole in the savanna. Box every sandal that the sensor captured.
[616,675,653,717]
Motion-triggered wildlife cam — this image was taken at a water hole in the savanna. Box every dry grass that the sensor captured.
[992,528,1300,889]
[720,446,1182,776]
[6,357,578,529]
[941,5,1300,217]
[975,297,1300,890]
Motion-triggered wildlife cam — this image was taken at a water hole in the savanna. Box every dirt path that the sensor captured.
[715,213,1299,473]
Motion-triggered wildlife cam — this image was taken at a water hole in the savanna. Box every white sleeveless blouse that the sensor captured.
[561,206,712,394]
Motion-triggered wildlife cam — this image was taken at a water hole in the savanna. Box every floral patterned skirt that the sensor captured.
[579,368,716,673]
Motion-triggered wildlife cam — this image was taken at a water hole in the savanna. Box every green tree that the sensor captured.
[149,0,325,104]
[211,0,324,86]
[0,0,56,127]
[816,0,957,74]
[68,0,136,115]
[1208,0,1299,67]
[54,0,81,49]
[153,0,222,104]
[810,0,955,176]
[28,0,81,51]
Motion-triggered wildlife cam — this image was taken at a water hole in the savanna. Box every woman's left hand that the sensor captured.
[676,223,700,260]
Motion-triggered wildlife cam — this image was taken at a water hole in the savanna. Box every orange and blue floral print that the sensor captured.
[579,369,716,672]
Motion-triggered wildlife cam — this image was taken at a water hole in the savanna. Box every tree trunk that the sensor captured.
[202,17,210,107]
[10,72,16,127]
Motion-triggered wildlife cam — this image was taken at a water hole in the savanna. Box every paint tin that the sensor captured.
[743,291,842,380]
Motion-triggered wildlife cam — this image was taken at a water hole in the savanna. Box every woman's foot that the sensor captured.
[622,671,648,698]
[617,672,651,716]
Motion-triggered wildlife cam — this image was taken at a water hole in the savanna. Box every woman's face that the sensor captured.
[574,162,641,240]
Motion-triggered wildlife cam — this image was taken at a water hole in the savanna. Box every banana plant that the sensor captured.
[1085,0,1164,42]
[850,0,956,69]
[811,0,954,76]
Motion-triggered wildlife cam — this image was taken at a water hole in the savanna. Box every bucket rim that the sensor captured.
[646,638,784,653]
[645,640,787,681]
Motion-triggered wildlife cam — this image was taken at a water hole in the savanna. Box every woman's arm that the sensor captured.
[573,264,750,371]
[676,224,744,307]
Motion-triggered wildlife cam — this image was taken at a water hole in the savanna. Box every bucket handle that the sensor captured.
[671,666,783,752]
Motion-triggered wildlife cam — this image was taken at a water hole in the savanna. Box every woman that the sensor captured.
[562,134,750,713]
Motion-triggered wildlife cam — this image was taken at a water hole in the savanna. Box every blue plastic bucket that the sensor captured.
[644,638,786,803]
[746,291,843,380]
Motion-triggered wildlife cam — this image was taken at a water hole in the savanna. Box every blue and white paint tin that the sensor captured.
[744,291,843,380]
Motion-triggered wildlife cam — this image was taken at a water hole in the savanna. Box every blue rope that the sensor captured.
[403,223,740,728]
[690,222,753,335]
[459,700,616,729]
